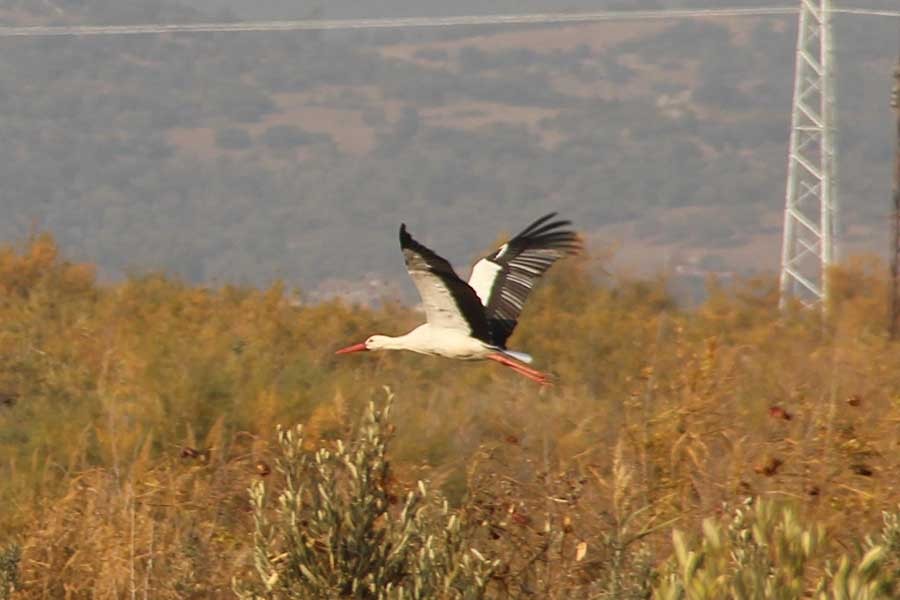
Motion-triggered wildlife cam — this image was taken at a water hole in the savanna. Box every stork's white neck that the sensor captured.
[365,332,413,352]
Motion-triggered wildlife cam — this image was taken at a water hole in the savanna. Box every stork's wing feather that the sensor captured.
[399,224,492,342]
[468,213,581,347]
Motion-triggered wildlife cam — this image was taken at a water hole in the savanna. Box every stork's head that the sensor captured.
[335,335,392,354]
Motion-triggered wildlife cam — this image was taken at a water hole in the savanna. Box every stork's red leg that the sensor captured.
[487,353,548,379]
[514,366,551,384]
[487,353,552,385]
[500,360,549,384]
[507,360,547,379]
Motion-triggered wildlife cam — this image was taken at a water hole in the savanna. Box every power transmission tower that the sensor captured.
[889,53,900,339]
[779,0,838,310]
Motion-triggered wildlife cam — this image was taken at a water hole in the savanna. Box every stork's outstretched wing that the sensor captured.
[399,224,492,342]
[467,213,581,347]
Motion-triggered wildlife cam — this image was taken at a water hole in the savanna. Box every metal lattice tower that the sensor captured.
[779,0,838,310]
[888,56,900,339]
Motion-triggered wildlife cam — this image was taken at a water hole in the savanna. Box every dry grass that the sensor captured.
[0,236,898,596]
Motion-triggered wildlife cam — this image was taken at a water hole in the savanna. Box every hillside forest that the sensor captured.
[0,0,896,292]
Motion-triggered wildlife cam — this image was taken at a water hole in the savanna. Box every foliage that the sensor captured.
[235,392,497,599]
[655,498,900,600]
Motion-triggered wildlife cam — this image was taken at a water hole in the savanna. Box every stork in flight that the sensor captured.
[335,213,581,384]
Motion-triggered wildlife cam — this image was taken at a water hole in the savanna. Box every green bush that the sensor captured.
[655,498,900,600]
[234,391,498,599]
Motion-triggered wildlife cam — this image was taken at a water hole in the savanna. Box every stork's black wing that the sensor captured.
[399,224,492,342]
[467,213,581,347]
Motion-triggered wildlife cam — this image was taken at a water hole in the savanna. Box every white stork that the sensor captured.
[335,213,581,384]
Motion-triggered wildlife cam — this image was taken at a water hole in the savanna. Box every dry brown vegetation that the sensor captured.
[0,235,899,597]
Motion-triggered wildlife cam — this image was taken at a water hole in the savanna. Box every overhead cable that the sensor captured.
[0,7,802,38]
[0,5,895,38]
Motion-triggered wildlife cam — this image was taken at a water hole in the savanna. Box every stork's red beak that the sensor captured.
[335,342,368,355]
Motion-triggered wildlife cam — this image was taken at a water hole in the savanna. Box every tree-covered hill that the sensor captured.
[0,0,895,294]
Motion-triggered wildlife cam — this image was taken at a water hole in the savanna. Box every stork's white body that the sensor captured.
[371,324,494,360]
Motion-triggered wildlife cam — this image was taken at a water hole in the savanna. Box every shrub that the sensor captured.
[655,498,900,599]
[234,391,498,599]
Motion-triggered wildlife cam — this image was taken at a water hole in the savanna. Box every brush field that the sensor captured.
[0,236,898,598]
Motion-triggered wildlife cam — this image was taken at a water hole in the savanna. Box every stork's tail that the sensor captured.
[501,350,533,364]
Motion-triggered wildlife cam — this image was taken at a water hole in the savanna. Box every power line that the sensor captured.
[1,6,895,38]
[833,8,900,18]
[0,7,803,38]
[0,6,894,38]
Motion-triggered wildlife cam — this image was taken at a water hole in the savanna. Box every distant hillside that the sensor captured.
[0,0,894,294]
